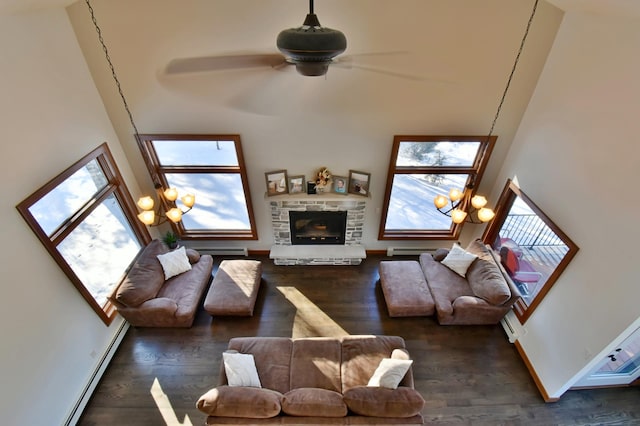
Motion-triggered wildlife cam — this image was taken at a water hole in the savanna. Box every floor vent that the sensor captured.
[386,247,434,256]
[198,247,248,256]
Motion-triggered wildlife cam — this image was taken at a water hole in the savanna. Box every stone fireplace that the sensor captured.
[269,196,366,265]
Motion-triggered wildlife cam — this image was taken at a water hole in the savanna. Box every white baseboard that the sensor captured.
[64,320,129,425]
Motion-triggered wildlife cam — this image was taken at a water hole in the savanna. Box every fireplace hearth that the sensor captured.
[289,211,347,245]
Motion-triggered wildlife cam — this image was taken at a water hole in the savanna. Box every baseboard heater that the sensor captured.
[198,247,248,256]
[64,320,129,425]
[386,247,434,256]
[501,315,521,343]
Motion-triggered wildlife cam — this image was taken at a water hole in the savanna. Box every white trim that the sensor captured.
[64,320,130,425]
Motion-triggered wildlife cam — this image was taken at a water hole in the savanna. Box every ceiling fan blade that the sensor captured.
[165,53,287,74]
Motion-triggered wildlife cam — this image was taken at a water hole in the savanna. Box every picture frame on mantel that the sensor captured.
[348,170,370,196]
[265,170,288,196]
[332,176,348,194]
[288,175,305,194]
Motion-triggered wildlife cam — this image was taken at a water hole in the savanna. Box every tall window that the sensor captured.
[16,143,149,325]
[137,134,257,240]
[379,135,496,240]
[483,180,579,323]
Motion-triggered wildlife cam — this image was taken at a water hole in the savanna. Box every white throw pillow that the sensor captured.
[156,246,192,280]
[441,243,477,277]
[223,352,262,388]
[367,358,413,389]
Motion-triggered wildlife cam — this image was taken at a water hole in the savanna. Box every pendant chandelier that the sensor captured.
[85,0,195,228]
[434,0,539,224]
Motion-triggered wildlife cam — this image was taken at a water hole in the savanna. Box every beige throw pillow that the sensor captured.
[223,352,262,388]
[156,246,192,280]
[367,358,413,389]
[441,243,477,277]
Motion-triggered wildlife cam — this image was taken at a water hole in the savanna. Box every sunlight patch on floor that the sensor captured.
[150,378,193,426]
[277,286,348,338]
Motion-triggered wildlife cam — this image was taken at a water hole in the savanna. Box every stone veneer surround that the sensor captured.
[269,195,367,265]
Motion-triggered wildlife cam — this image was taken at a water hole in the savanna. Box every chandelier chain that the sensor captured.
[487,0,539,138]
[85,0,140,137]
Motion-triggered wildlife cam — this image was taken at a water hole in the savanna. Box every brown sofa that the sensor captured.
[419,239,522,325]
[109,239,213,327]
[197,335,425,424]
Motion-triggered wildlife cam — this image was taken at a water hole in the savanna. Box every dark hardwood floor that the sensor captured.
[79,254,640,425]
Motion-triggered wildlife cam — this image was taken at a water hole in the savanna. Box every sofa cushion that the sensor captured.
[343,386,425,418]
[157,246,192,280]
[290,338,342,392]
[465,240,511,305]
[196,386,282,418]
[441,244,477,277]
[223,352,261,388]
[115,240,167,307]
[226,337,292,394]
[341,335,411,391]
[367,358,413,389]
[281,388,347,417]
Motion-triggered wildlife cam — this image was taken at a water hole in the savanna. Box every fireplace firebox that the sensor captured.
[289,211,347,245]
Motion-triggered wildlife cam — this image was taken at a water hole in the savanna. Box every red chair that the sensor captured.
[499,246,542,295]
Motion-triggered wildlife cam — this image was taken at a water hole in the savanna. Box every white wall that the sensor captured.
[65,0,563,251]
[0,8,141,424]
[495,9,640,397]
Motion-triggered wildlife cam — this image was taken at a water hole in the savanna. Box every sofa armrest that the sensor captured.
[449,295,511,325]
[116,297,179,326]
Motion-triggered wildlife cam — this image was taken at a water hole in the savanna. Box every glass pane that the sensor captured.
[396,141,481,167]
[29,159,108,236]
[493,196,569,305]
[57,194,141,307]
[152,140,239,166]
[385,173,469,230]
[166,173,251,230]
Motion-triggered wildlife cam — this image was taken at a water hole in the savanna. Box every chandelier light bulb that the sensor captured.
[434,195,448,209]
[477,208,496,222]
[181,193,196,208]
[163,187,179,201]
[137,196,154,210]
[449,188,464,202]
[137,210,155,225]
[471,195,488,209]
[451,208,468,224]
[166,208,183,223]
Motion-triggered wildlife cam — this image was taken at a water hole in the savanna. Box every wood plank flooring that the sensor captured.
[78,254,640,426]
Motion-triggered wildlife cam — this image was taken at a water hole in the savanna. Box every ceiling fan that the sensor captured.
[165,0,415,78]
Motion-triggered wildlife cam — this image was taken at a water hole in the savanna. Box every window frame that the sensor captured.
[482,179,579,323]
[136,134,258,240]
[379,135,497,240]
[16,143,150,325]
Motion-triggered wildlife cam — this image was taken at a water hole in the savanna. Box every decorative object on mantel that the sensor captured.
[265,170,289,196]
[433,0,540,225]
[136,183,195,226]
[288,175,305,194]
[332,176,348,194]
[348,170,370,196]
[313,167,332,193]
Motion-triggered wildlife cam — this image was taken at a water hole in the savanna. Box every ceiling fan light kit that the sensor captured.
[276,0,347,76]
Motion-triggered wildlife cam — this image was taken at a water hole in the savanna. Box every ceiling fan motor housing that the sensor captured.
[277,13,347,76]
